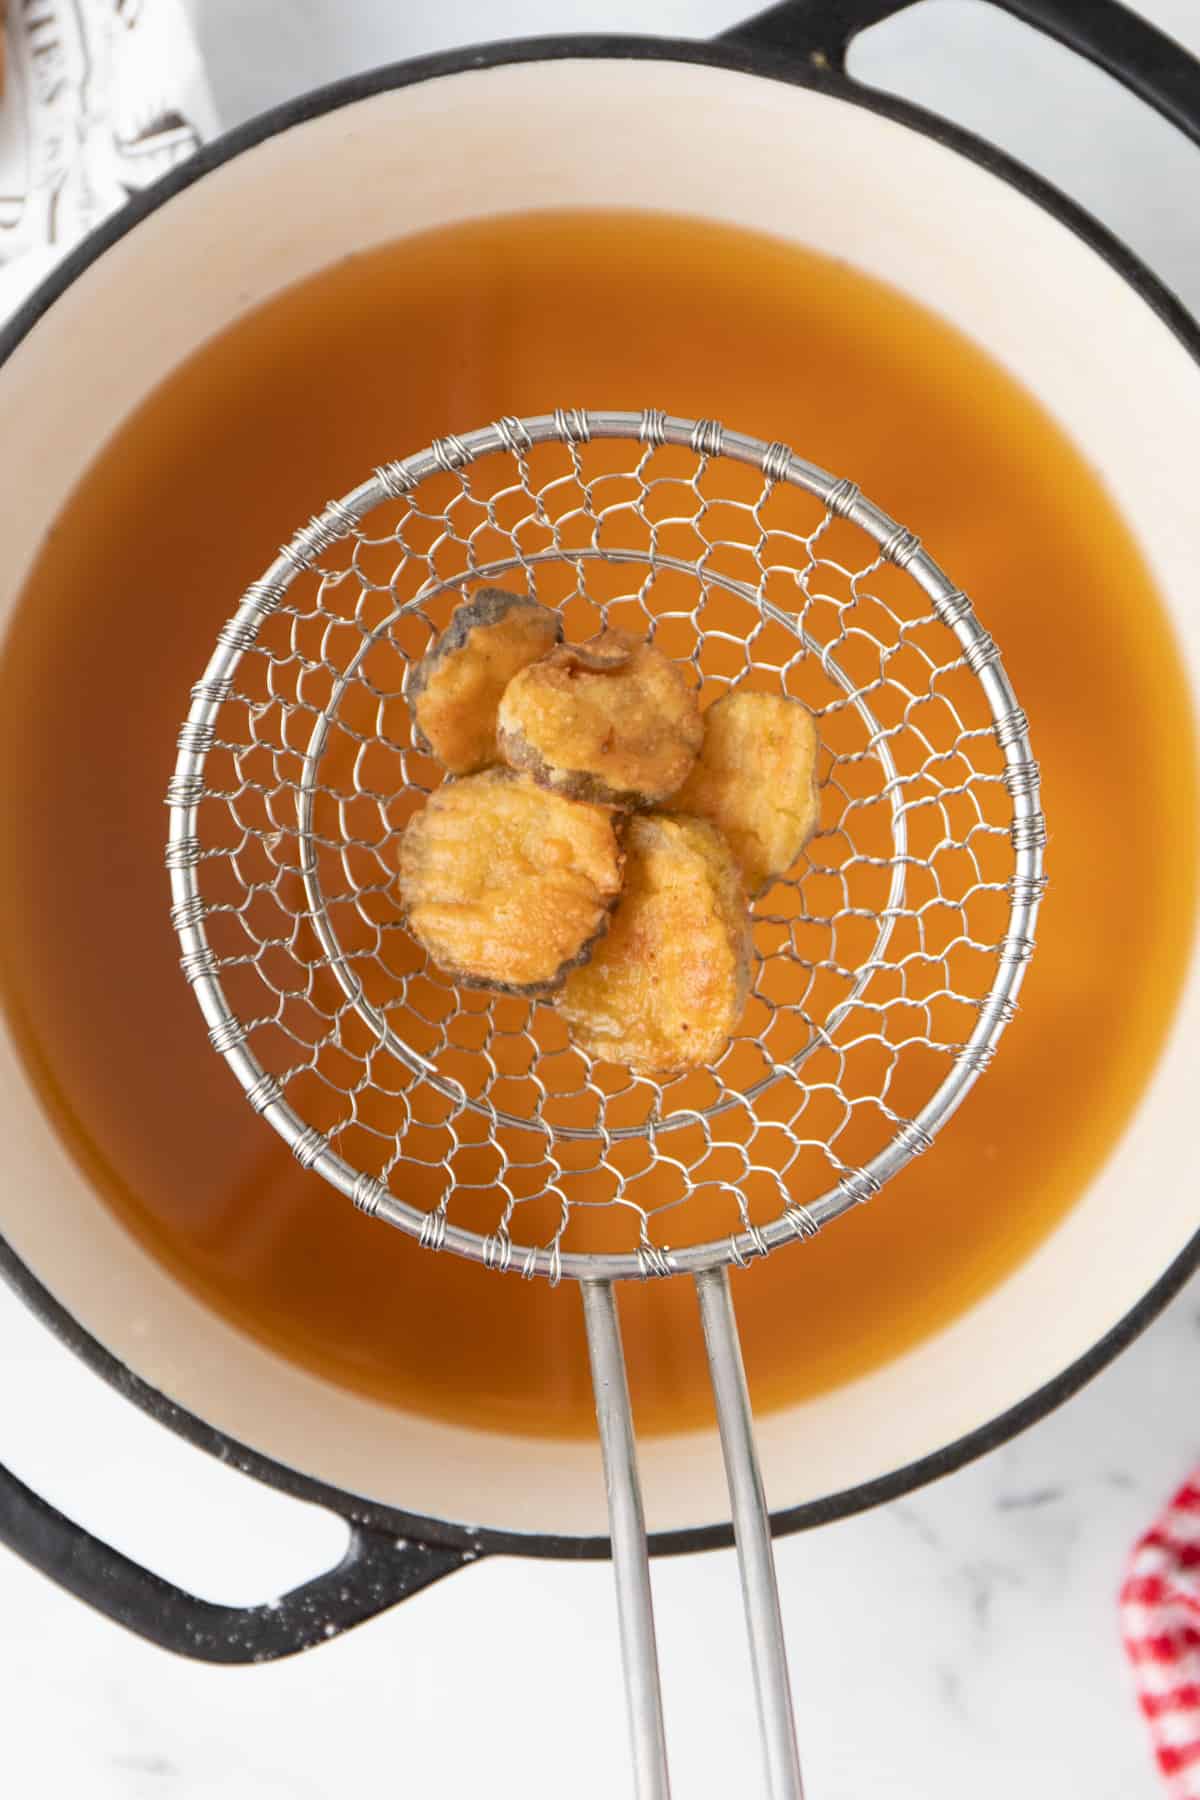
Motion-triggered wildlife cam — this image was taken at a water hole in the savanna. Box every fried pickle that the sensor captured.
[673,690,819,896]
[408,588,561,775]
[398,769,623,992]
[558,814,752,1075]
[498,629,702,808]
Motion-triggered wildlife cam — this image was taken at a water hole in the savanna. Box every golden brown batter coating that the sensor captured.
[497,629,702,808]
[408,589,561,775]
[398,770,623,993]
[673,690,820,897]
[558,814,752,1076]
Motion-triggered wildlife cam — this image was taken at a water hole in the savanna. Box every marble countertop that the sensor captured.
[3,2,1199,1794]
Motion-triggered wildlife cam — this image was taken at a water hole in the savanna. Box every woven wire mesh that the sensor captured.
[166,410,1044,1282]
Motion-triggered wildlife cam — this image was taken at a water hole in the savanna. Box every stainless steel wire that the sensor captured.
[165,408,1043,1800]
[166,407,1043,1283]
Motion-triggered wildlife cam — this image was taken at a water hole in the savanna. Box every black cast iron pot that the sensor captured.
[1,0,1198,1663]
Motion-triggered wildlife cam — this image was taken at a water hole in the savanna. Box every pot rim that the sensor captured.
[2,28,1198,1561]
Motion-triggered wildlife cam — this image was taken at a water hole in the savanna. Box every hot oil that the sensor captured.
[0,210,1194,1438]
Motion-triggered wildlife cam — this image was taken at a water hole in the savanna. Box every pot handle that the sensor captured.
[0,1455,475,1663]
[721,0,1200,147]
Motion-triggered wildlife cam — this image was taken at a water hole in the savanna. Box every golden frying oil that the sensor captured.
[0,210,1194,1438]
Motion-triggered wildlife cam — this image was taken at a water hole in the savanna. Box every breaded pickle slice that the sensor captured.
[558,814,752,1075]
[399,769,623,993]
[674,690,819,897]
[408,588,561,775]
[498,630,702,808]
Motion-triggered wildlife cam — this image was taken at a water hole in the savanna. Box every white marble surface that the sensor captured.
[3,2,1200,1794]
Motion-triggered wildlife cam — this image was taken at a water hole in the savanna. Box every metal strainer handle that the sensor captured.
[586,1272,802,1799]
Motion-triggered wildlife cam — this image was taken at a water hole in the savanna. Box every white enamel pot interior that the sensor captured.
[0,53,1198,1546]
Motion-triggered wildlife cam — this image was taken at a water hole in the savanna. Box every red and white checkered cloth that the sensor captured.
[1123,1478,1200,1793]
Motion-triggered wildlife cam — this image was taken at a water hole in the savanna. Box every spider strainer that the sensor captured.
[166,408,1044,1800]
